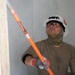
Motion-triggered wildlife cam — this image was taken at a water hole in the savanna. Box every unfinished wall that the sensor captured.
[0,0,10,75]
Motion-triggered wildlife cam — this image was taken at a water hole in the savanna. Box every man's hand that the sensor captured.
[31,57,50,70]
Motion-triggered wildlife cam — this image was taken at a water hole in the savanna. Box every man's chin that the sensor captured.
[48,34,57,38]
[51,35,57,38]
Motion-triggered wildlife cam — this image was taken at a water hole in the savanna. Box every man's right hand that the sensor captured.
[25,56,50,70]
[25,56,34,66]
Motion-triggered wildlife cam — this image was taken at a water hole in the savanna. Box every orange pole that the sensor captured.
[7,1,54,75]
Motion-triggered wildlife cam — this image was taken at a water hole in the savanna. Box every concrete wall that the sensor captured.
[7,0,75,75]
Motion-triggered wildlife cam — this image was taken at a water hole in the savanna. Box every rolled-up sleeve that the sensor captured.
[21,46,38,63]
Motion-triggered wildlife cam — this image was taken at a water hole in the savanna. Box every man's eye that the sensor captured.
[50,23,53,25]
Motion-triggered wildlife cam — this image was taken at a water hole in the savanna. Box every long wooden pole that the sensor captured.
[0,0,10,75]
[7,1,53,75]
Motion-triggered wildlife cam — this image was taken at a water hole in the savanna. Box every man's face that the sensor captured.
[46,22,63,37]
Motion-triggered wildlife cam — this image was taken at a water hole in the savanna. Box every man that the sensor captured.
[22,15,75,75]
